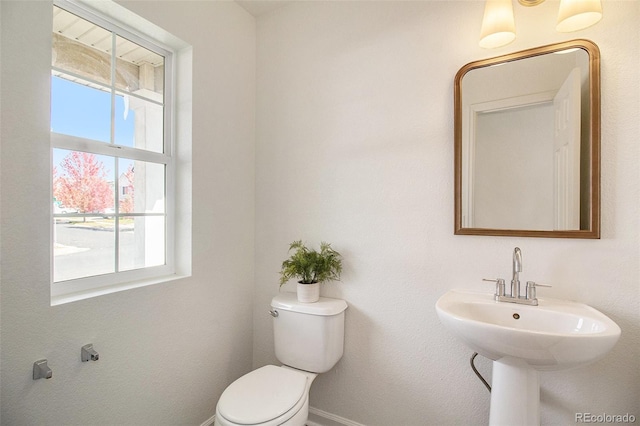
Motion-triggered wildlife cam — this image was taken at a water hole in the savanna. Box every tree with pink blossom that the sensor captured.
[54,151,113,216]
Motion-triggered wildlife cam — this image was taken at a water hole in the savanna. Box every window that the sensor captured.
[51,1,177,299]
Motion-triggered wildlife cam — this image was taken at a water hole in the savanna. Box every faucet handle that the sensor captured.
[483,278,506,298]
[525,281,551,300]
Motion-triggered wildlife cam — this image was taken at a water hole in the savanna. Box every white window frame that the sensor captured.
[51,0,177,301]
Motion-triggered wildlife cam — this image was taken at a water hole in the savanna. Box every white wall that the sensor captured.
[0,0,255,424]
[254,1,639,425]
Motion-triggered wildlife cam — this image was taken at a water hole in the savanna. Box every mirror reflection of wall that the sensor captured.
[454,40,600,238]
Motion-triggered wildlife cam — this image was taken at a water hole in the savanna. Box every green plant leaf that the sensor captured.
[279,240,342,287]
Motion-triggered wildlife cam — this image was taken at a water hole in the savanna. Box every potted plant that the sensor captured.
[279,240,342,303]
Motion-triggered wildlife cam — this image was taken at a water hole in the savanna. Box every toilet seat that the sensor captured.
[217,365,308,425]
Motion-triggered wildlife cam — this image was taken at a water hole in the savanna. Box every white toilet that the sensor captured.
[215,293,348,426]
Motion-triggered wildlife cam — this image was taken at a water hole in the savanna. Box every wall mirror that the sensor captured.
[454,39,600,238]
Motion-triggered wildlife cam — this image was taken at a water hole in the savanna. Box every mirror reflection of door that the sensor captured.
[471,98,554,230]
[553,68,581,230]
[469,69,582,231]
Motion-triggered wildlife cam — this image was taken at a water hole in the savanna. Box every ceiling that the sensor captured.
[235,0,293,17]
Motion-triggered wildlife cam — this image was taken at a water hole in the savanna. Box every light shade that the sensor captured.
[480,0,516,49]
[556,0,602,32]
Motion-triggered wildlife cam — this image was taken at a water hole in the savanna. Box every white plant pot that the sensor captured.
[297,282,320,303]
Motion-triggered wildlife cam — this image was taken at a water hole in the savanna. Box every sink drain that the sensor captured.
[513,313,520,320]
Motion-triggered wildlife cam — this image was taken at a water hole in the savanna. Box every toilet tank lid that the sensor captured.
[271,293,348,316]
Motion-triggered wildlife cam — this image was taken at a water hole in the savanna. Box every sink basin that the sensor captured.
[436,289,621,371]
[437,289,621,425]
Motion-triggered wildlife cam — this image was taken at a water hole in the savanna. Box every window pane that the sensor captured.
[118,159,165,214]
[53,149,115,215]
[52,6,113,86]
[119,216,165,272]
[54,217,115,282]
[115,34,164,100]
[114,34,164,153]
[51,75,111,143]
[116,91,164,152]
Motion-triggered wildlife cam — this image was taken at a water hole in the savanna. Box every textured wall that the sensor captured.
[254,1,639,425]
[0,1,255,424]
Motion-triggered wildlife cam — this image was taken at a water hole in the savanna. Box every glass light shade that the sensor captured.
[556,0,602,32]
[480,0,516,49]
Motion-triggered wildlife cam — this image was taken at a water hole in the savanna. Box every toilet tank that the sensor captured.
[271,293,348,373]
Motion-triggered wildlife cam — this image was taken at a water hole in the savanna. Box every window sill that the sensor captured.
[51,273,191,306]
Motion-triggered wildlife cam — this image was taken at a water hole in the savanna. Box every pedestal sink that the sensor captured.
[436,290,621,426]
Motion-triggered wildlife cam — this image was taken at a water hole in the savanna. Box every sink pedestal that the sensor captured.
[490,357,540,426]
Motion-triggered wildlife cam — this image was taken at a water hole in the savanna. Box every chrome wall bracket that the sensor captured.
[81,344,99,362]
[33,359,52,380]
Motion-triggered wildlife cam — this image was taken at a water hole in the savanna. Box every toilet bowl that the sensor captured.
[214,294,347,426]
[215,365,317,426]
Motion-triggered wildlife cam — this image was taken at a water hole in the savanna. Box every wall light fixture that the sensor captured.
[480,0,603,49]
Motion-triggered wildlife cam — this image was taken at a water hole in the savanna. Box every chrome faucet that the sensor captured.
[511,247,522,298]
[483,247,551,306]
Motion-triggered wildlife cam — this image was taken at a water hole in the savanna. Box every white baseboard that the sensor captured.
[307,407,365,426]
[200,414,215,426]
[202,407,363,426]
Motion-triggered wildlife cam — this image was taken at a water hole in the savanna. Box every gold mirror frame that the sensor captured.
[454,39,600,239]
